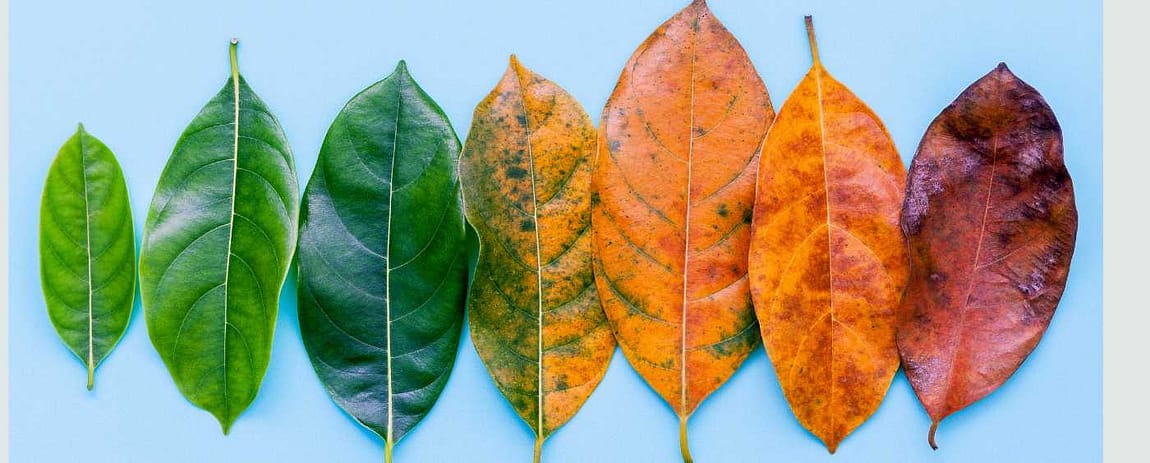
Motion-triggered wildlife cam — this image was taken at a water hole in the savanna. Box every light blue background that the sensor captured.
[8,0,1101,461]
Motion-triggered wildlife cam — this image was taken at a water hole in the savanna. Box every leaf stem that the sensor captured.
[86,365,94,390]
[679,416,693,463]
[229,38,240,81]
[928,420,940,450]
[385,439,393,463]
[805,15,821,67]
[533,435,543,463]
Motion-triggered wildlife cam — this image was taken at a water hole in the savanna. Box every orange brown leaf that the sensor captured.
[592,1,773,460]
[747,17,908,454]
[897,63,1077,449]
[460,56,616,463]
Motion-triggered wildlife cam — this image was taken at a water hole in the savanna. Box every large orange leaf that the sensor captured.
[747,17,908,454]
[898,63,1077,450]
[592,1,773,460]
[460,56,616,463]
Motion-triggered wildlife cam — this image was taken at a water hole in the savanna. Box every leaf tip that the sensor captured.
[506,54,530,80]
[395,59,409,74]
[686,0,710,16]
[508,54,526,74]
[218,416,235,436]
[992,62,1016,80]
[76,122,86,133]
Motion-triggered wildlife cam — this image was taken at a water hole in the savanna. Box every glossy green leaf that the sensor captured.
[297,62,468,461]
[39,125,135,390]
[139,41,299,433]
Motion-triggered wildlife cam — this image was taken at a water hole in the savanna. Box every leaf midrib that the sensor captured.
[813,63,839,439]
[511,66,547,440]
[78,129,96,388]
[680,19,698,420]
[938,130,1001,416]
[384,80,402,455]
[218,56,242,423]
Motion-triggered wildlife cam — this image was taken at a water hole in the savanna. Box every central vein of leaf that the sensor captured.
[513,68,547,440]
[942,133,1000,412]
[681,26,697,420]
[813,66,836,435]
[221,49,241,421]
[80,129,95,389]
[385,84,402,455]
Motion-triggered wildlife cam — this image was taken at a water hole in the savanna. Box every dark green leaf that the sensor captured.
[39,124,135,390]
[139,41,299,433]
[297,61,468,460]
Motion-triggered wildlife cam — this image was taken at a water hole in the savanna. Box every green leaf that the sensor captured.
[139,41,299,433]
[39,124,136,391]
[297,62,468,461]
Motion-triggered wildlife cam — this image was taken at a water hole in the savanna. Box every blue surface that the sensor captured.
[8,0,1101,461]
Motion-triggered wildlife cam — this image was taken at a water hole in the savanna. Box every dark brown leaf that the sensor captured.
[898,63,1078,449]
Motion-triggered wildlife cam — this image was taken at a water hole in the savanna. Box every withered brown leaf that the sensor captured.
[898,63,1078,449]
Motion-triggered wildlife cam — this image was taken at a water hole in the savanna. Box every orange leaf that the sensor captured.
[748,17,909,454]
[592,1,773,460]
[460,56,616,463]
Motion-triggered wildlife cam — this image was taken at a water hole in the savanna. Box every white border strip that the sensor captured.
[1103,0,1140,461]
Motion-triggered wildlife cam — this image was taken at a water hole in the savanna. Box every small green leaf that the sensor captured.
[39,124,135,391]
[297,62,468,461]
[139,40,299,433]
